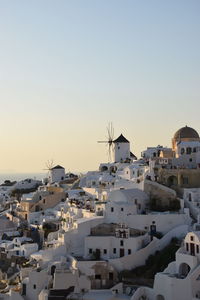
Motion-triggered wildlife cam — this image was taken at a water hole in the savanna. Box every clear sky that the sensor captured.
[0,0,200,173]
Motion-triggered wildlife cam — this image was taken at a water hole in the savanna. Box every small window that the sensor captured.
[43,199,45,204]
[191,236,194,241]
[135,199,137,205]
[120,240,124,246]
[197,245,199,254]
[109,272,113,280]
[89,248,92,254]
[113,248,116,254]
[186,243,189,251]
[103,249,107,254]
[121,207,124,212]
[111,207,114,212]
[95,274,101,280]
[181,148,185,155]
[189,158,192,162]
[33,284,36,289]
[128,249,131,255]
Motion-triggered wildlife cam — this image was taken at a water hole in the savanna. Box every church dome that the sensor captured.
[173,126,199,140]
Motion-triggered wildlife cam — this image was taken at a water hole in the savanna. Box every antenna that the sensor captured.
[98,122,115,162]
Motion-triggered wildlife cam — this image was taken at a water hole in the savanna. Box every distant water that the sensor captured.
[0,173,46,184]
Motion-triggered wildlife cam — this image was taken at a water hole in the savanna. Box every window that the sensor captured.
[43,199,45,204]
[111,207,114,212]
[197,245,199,254]
[109,272,113,280]
[186,147,192,154]
[120,240,124,246]
[95,274,101,280]
[33,285,36,289]
[128,249,131,255]
[189,158,192,162]
[193,147,197,153]
[113,248,116,254]
[121,207,124,212]
[186,243,189,251]
[103,249,107,254]
[135,199,137,205]
[89,248,92,254]
[183,177,189,184]
[191,236,194,241]
[181,148,185,155]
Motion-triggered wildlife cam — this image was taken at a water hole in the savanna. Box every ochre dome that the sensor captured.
[174,126,199,140]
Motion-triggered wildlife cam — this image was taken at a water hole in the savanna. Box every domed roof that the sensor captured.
[174,126,199,140]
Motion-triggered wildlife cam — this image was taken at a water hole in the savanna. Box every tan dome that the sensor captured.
[174,126,199,140]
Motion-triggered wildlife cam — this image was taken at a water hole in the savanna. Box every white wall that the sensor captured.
[50,168,65,183]
[114,142,130,163]
[84,234,149,260]
[124,211,191,234]
[108,225,189,272]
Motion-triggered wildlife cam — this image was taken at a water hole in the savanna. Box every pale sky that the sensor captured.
[0,0,200,173]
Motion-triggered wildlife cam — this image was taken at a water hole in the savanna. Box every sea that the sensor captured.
[0,173,46,184]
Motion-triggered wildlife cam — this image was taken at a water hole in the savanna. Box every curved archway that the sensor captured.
[179,263,191,278]
[156,295,165,300]
[167,175,178,187]
[51,265,56,276]
[110,166,117,173]
[101,166,108,172]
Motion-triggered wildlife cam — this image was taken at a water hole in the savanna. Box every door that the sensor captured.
[120,248,124,257]
[190,243,195,256]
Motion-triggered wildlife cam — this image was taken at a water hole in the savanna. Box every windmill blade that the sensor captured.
[106,144,111,163]
[107,122,114,144]
[110,123,114,140]
[98,122,115,162]
[45,159,54,171]
[108,143,112,162]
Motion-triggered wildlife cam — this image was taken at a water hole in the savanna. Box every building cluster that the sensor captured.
[0,126,200,299]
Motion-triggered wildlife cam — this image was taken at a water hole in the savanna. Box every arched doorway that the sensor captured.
[51,265,56,276]
[156,295,165,300]
[179,263,191,278]
[167,175,178,187]
[101,166,108,172]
